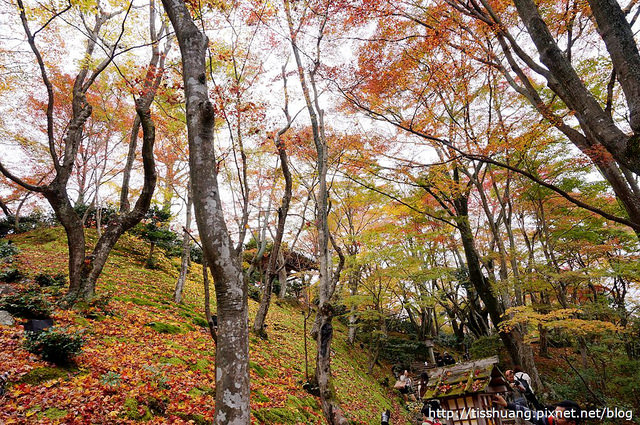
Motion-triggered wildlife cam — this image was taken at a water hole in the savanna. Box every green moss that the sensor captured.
[19,367,69,385]
[253,407,311,424]
[42,407,67,419]
[192,316,208,327]
[174,412,211,425]
[254,389,270,403]
[73,315,91,327]
[187,385,215,398]
[286,394,319,409]
[191,358,211,372]
[249,361,273,378]
[188,387,205,397]
[123,397,152,421]
[21,228,59,244]
[129,297,158,307]
[145,322,183,334]
[159,357,186,366]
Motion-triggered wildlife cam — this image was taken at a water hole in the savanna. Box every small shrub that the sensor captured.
[35,273,67,287]
[24,327,85,365]
[190,245,203,264]
[0,240,19,260]
[468,334,502,360]
[100,371,122,387]
[248,285,261,302]
[0,286,52,319]
[0,267,23,283]
[142,364,170,389]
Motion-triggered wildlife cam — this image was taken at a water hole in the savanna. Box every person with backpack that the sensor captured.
[512,366,544,410]
[504,370,528,407]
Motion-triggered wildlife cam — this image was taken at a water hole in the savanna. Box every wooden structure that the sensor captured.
[422,356,514,425]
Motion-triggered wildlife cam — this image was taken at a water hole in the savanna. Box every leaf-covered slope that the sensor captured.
[0,228,410,424]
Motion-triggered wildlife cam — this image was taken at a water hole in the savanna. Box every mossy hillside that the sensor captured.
[0,228,410,424]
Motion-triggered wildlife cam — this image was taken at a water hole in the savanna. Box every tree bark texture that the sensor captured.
[174,182,193,303]
[160,1,250,423]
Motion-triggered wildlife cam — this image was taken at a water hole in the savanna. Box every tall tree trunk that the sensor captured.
[174,182,193,303]
[276,250,288,298]
[283,0,347,421]
[454,197,543,391]
[203,258,217,343]
[346,265,361,345]
[120,0,168,213]
[160,1,250,423]
[120,116,141,213]
[253,86,294,334]
[64,100,157,303]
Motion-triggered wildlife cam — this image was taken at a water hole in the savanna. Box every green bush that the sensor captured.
[248,284,261,302]
[73,203,119,229]
[129,205,178,267]
[378,337,428,365]
[24,327,84,365]
[35,273,67,287]
[468,334,502,359]
[0,240,19,260]
[435,332,460,349]
[0,286,52,319]
[0,211,56,238]
[0,267,23,283]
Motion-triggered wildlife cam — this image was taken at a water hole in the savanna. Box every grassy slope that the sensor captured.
[0,227,411,425]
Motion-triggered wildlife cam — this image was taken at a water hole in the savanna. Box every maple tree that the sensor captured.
[253,64,295,335]
[0,1,167,304]
[281,0,352,422]
[2,0,640,420]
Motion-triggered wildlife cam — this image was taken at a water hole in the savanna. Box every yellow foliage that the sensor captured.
[500,306,621,337]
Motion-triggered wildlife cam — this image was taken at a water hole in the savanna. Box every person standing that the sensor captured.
[381,409,391,425]
[513,366,544,410]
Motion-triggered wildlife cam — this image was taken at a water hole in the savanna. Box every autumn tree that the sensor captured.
[282,0,348,422]
[351,0,640,234]
[253,64,295,335]
[0,1,169,303]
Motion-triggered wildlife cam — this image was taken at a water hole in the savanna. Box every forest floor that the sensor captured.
[0,227,412,424]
